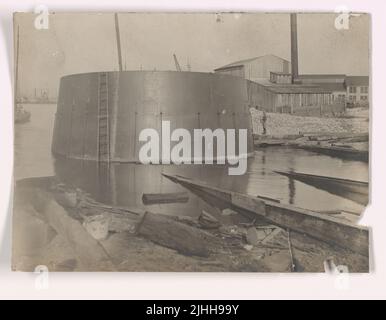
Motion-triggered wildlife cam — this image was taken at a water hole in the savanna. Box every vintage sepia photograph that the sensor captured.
[12,12,370,273]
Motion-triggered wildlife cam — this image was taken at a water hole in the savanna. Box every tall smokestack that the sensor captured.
[290,13,299,83]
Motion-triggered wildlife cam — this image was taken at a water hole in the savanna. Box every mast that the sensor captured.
[290,13,299,82]
[114,13,123,72]
[14,25,20,107]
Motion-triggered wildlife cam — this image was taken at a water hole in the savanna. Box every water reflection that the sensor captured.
[54,145,368,217]
[288,178,296,205]
[54,158,249,218]
[15,105,369,217]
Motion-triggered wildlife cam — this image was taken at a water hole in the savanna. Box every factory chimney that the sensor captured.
[290,13,299,83]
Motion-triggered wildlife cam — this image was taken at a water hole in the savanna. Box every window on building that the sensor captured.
[349,95,357,102]
[360,86,368,94]
[337,94,346,101]
[349,86,357,94]
[360,96,368,101]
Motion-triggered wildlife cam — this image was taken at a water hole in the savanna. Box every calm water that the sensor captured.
[14,104,368,217]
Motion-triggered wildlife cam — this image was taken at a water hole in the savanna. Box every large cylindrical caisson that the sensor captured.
[52,71,253,162]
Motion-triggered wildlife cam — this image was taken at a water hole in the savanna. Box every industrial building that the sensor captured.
[246,77,334,116]
[215,59,371,113]
[215,53,339,116]
[298,74,347,103]
[298,74,369,106]
[214,54,291,81]
[214,15,338,116]
[346,76,369,105]
[214,13,368,115]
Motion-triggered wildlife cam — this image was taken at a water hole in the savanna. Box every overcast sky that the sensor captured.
[15,12,370,98]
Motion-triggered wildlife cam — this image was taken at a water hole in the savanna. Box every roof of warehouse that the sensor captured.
[308,83,347,92]
[271,72,292,76]
[298,74,346,79]
[214,54,290,71]
[252,79,332,94]
[346,76,369,86]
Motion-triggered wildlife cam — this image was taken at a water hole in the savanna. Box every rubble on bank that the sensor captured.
[250,108,369,137]
[12,177,369,273]
[250,108,369,162]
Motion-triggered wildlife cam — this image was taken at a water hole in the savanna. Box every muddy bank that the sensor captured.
[12,177,369,272]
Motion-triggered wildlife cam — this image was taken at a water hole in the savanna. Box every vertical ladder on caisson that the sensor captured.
[97,72,110,162]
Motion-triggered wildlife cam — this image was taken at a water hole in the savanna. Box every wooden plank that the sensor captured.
[257,195,281,203]
[163,174,369,257]
[231,193,266,216]
[142,192,189,205]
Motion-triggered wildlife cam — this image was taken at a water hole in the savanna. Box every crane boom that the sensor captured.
[173,54,182,72]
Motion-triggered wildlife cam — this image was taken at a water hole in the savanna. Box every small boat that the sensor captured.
[15,104,31,124]
[14,26,31,124]
[297,144,368,162]
[275,171,368,206]
[14,28,31,125]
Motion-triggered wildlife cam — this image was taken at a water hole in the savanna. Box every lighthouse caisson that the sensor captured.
[52,70,254,163]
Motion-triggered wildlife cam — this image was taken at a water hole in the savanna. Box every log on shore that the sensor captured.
[142,192,189,205]
[17,180,116,271]
[137,212,221,257]
[60,191,217,258]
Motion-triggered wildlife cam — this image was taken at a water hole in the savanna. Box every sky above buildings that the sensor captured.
[14,12,370,99]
